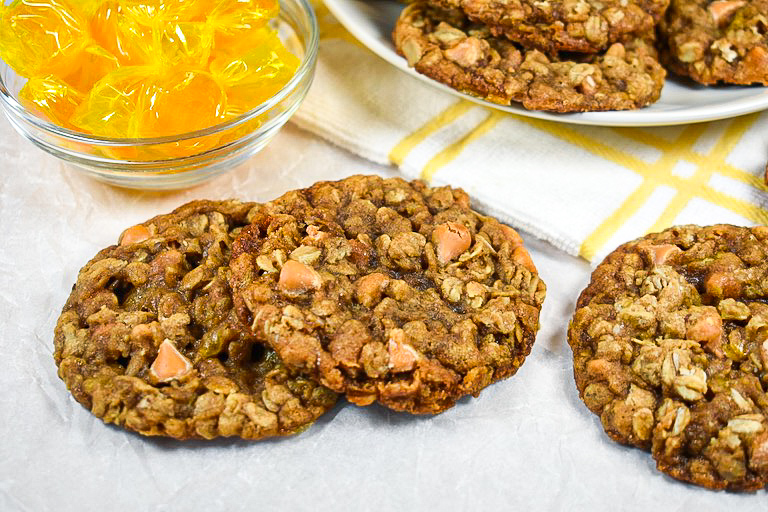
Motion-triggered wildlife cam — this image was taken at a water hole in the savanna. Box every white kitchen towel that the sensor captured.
[294,1,768,263]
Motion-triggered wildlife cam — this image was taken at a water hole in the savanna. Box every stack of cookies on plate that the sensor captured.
[53,175,546,440]
[392,0,768,112]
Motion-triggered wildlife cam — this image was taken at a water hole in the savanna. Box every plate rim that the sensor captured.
[322,0,768,127]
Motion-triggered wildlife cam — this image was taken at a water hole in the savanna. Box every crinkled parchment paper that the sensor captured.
[0,119,764,511]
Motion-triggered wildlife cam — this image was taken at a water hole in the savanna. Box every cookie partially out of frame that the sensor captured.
[228,175,546,414]
[54,200,337,440]
[430,0,669,54]
[659,0,768,85]
[569,225,768,491]
[394,3,666,112]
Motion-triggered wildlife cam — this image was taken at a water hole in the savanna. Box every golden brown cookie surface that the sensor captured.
[54,200,337,440]
[429,0,669,54]
[229,176,546,414]
[659,0,768,85]
[569,225,768,491]
[394,3,666,112]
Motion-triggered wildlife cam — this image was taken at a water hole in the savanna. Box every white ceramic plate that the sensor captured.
[323,0,768,126]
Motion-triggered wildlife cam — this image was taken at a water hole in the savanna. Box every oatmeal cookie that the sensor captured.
[569,225,768,491]
[659,0,768,85]
[394,3,666,112]
[228,175,546,414]
[54,200,337,440]
[429,0,669,54]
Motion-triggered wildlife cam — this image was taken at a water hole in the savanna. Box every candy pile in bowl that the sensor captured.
[0,0,314,187]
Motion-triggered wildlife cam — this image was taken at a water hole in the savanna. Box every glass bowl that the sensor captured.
[0,0,318,189]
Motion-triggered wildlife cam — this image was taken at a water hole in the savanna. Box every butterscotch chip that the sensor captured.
[429,0,670,54]
[119,224,151,245]
[658,0,768,84]
[54,200,337,440]
[228,175,546,414]
[149,339,193,383]
[568,225,768,491]
[393,3,666,112]
[433,221,472,263]
[278,260,323,293]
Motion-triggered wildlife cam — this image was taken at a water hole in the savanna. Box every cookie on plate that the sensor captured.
[54,200,337,440]
[228,175,546,414]
[659,0,768,85]
[394,3,666,112]
[429,0,670,54]
[569,225,768,491]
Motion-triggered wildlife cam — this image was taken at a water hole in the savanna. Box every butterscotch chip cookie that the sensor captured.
[659,0,768,85]
[228,175,546,414]
[429,0,669,54]
[54,200,337,440]
[569,225,768,491]
[394,3,666,112]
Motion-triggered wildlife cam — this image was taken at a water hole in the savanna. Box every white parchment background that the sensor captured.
[0,117,764,511]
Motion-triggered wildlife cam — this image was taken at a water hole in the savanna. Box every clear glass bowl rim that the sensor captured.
[0,0,318,148]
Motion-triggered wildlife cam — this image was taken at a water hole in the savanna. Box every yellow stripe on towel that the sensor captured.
[420,110,504,182]
[616,125,766,191]
[516,114,767,261]
[388,101,474,167]
[647,114,763,233]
